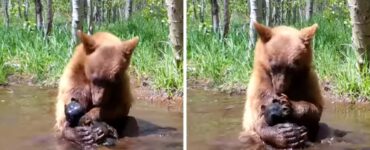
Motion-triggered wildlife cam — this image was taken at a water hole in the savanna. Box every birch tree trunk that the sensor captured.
[192,0,197,20]
[125,0,133,20]
[265,0,271,26]
[166,0,183,67]
[44,0,53,36]
[211,0,219,33]
[249,0,262,49]
[292,1,298,23]
[299,3,303,23]
[271,1,276,25]
[71,0,83,45]
[348,0,370,70]
[305,0,314,21]
[17,0,22,18]
[94,0,101,23]
[199,0,205,24]
[35,0,43,30]
[24,0,29,22]
[101,0,105,22]
[3,0,10,27]
[222,0,230,38]
[87,0,94,35]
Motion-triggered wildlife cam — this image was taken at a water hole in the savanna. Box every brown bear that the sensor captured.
[240,22,324,148]
[55,30,139,146]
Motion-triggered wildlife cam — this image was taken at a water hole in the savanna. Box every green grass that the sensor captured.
[0,16,182,93]
[188,15,370,99]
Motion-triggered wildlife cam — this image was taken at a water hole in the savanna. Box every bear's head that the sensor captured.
[77,31,139,105]
[253,22,318,95]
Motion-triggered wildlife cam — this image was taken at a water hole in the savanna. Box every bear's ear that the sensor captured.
[77,30,96,54]
[254,22,272,43]
[300,23,318,42]
[121,36,139,57]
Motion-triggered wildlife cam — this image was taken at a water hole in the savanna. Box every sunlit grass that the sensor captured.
[0,16,182,93]
[188,15,370,98]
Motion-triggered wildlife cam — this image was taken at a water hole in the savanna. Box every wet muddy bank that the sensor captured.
[0,85,183,150]
[187,89,370,150]
[2,74,183,112]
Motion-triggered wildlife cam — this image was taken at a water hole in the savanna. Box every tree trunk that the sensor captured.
[265,0,270,26]
[44,0,53,36]
[35,0,43,30]
[112,6,117,22]
[24,0,29,22]
[211,0,219,33]
[71,0,83,45]
[3,0,10,27]
[222,0,230,38]
[199,0,205,24]
[277,0,284,25]
[17,0,22,18]
[348,0,370,70]
[249,0,262,49]
[101,0,105,22]
[125,0,133,20]
[305,0,314,21]
[192,0,197,20]
[94,0,101,23]
[292,1,298,23]
[166,0,183,67]
[271,1,276,25]
[87,0,94,35]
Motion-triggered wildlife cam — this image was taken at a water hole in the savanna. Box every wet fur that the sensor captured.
[55,31,139,143]
[241,22,324,148]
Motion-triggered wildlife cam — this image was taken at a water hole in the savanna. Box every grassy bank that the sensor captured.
[0,16,182,93]
[188,15,370,98]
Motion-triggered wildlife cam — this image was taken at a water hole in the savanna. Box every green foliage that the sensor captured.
[322,0,350,27]
[188,22,251,89]
[142,0,167,20]
[0,16,182,93]
[0,25,71,85]
[104,16,183,92]
[310,16,370,98]
[188,14,370,98]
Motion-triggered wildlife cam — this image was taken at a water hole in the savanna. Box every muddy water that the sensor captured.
[0,86,182,150]
[188,89,370,150]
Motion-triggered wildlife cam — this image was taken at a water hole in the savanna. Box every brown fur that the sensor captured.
[55,30,139,143]
[241,22,324,148]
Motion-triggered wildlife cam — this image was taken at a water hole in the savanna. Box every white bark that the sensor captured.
[299,3,303,23]
[166,0,183,66]
[3,0,9,27]
[87,0,94,35]
[249,0,262,49]
[199,0,205,24]
[24,0,29,22]
[211,0,219,33]
[17,0,22,18]
[192,0,197,19]
[71,0,83,45]
[348,0,370,69]
[222,0,230,38]
[45,0,53,36]
[125,0,133,20]
[305,0,314,21]
[94,0,101,23]
[265,0,270,26]
[35,0,43,30]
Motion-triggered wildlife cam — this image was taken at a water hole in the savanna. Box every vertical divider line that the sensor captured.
[183,0,188,150]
